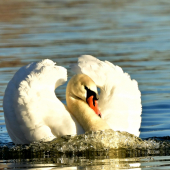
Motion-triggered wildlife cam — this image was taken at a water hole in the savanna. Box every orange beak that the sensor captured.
[87,96,101,118]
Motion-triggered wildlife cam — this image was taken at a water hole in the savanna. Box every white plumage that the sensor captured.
[72,55,142,136]
[3,55,142,144]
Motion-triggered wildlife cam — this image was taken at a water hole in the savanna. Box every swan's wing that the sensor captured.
[3,59,83,144]
[71,55,142,137]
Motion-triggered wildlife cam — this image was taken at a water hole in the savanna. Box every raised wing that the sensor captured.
[71,55,142,137]
[3,59,83,144]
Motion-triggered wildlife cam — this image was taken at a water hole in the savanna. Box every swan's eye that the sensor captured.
[85,86,98,106]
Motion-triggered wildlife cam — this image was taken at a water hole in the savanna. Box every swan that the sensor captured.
[3,55,142,144]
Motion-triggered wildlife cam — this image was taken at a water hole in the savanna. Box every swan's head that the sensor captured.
[66,74,101,117]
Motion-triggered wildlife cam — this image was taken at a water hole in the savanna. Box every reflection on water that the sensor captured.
[1,0,170,169]
[2,153,170,169]
[0,156,143,169]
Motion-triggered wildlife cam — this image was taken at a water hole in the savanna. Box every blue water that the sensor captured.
[1,0,170,169]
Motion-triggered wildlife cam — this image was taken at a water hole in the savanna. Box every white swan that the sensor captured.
[3,55,142,144]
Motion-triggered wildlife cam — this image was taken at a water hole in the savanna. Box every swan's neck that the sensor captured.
[66,74,110,132]
[66,97,110,132]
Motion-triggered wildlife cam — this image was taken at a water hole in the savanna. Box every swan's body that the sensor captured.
[3,55,142,144]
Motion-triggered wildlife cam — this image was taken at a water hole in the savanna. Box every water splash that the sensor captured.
[1,129,170,160]
[4,130,164,151]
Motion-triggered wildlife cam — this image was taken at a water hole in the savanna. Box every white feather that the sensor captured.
[71,55,142,137]
[3,59,83,144]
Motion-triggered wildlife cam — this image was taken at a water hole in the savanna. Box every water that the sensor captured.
[1,0,170,169]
